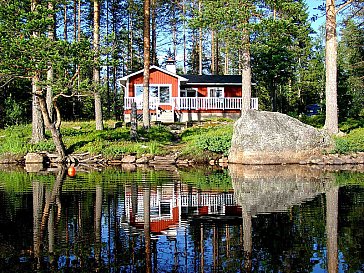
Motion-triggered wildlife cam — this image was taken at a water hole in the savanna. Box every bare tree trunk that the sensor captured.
[211,30,215,75]
[47,1,55,119]
[172,5,177,60]
[31,76,45,143]
[224,45,229,75]
[64,3,68,40]
[93,0,104,130]
[324,0,339,134]
[143,0,151,128]
[31,0,45,144]
[241,28,252,112]
[183,0,187,74]
[151,0,157,66]
[198,0,202,75]
[37,96,67,160]
[73,0,77,41]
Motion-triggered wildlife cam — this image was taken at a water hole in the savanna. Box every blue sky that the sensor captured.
[305,0,326,35]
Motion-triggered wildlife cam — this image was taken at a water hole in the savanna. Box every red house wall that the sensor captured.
[128,68,179,97]
[186,85,241,97]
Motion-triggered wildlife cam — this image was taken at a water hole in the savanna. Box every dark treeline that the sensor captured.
[0,0,363,129]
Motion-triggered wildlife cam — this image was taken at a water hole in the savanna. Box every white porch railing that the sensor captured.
[124,97,258,110]
[124,97,158,110]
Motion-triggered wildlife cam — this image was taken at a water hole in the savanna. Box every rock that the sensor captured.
[25,163,44,173]
[121,155,136,163]
[25,153,45,164]
[228,110,332,164]
[136,157,149,164]
[150,155,176,165]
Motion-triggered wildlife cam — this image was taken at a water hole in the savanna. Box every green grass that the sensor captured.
[0,121,174,159]
[179,121,234,160]
[1,120,362,160]
[332,128,364,154]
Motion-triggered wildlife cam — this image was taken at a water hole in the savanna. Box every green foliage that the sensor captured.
[196,134,232,155]
[332,128,364,154]
[339,118,364,133]
[299,114,325,128]
[181,124,233,158]
[0,125,32,154]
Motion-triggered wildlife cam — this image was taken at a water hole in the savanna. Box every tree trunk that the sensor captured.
[241,28,252,112]
[183,0,187,74]
[31,0,45,144]
[47,1,55,120]
[143,0,151,128]
[31,75,45,144]
[198,0,202,75]
[151,0,157,66]
[64,3,68,40]
[93,0,104,130]
[224,45,229,75]
[211,30,215,75]
[324,0,339,134]
[37,95,67,160]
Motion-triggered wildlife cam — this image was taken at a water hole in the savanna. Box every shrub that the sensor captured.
[332,128,364,154]
[196,134,232,155]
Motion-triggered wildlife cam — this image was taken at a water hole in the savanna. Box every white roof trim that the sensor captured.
[118,65,188,82]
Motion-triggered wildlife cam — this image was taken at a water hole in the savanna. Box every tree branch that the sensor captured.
[336,0,354,14]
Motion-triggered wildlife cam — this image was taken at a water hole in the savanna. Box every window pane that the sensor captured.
[150,86,158,97]
[159,86,170,103]
[186,89,196,97]
[135,86,143,98]
[209,88,223,97]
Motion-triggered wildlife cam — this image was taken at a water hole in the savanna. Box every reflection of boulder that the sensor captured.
[228,110,332,164]
[229,164,330,216]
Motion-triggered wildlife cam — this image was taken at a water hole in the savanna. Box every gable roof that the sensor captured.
[181,75,242,85]
[118,66,188,85]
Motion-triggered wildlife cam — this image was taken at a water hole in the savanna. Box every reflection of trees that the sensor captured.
[326,186,338,273]
[1,167,363,271]
[33,166,66,269]
[144,181,152,273]
[338,186,364,273]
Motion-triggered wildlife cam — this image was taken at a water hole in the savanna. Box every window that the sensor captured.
[180,88,197,97]
[208,87,224,98]
[134,85,171,104]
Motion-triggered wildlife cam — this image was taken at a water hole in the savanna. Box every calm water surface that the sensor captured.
[0,164,363,273]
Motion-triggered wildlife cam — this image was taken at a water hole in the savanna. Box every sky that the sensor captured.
[305,0,326,35]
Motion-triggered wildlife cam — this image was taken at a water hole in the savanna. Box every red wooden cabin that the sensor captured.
[118,61,258,123]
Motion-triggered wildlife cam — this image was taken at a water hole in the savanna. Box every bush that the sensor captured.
[332,128,364,154]
[339,118,364,133]
[196,134,232,155]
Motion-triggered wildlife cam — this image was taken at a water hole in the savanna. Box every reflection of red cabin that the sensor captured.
[118,62,258,123]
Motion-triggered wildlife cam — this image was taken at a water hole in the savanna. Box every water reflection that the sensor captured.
[0,165,363,272]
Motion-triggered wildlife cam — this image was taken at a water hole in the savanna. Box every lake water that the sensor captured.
[0,164,363,272]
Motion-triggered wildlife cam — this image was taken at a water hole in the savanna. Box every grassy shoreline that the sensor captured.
[0,120,363,164]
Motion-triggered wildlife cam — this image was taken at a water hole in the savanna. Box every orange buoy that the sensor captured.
[67,166,76,177]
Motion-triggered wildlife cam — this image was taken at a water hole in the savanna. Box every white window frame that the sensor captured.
[208,87,225,98]
[134,84,172,104]
[180,88,198,98]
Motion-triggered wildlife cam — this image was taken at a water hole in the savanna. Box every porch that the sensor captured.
[124,97,258,111]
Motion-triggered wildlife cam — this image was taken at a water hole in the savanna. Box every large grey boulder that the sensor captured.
[228,110,332,164]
